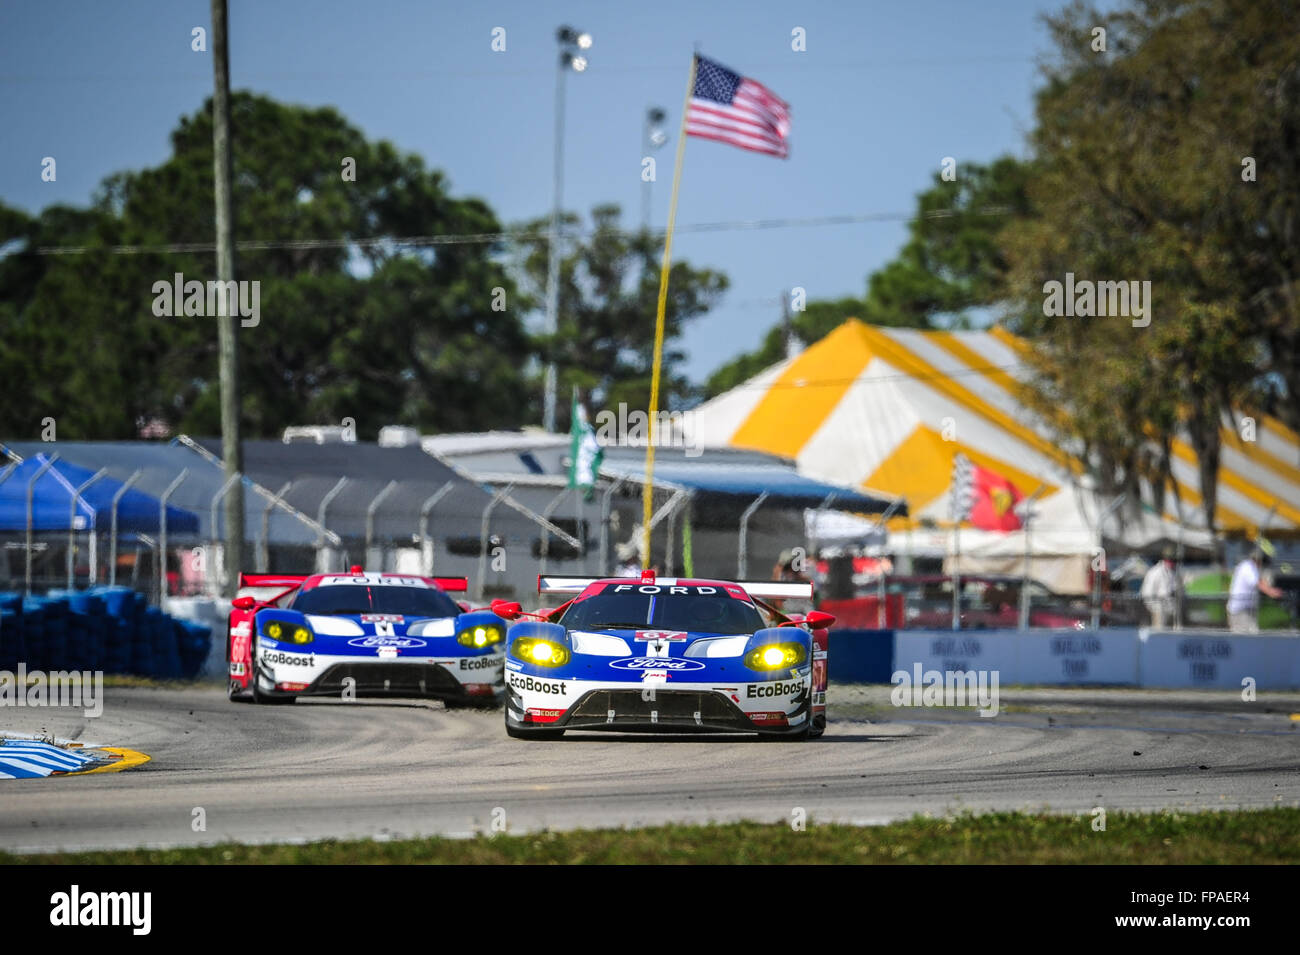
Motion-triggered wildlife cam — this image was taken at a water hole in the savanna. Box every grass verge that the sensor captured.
[5,808,1298,864]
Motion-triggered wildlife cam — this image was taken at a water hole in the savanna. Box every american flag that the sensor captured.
[686,55,791,158]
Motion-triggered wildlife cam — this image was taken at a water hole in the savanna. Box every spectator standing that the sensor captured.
[1140,547,1180,628]
[1227,549,1282,633]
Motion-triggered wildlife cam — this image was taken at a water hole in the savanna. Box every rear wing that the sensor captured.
[537,576,813,600]
[431,577,468,593]
[735,581,813,600]
[236,573,309,603]
[538,576,596,595]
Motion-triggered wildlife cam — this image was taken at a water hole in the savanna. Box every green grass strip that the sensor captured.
[5,808,1298,864]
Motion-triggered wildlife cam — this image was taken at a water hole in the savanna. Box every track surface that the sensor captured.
[2,686,1298,853]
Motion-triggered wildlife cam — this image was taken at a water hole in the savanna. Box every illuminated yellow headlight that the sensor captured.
[510,637,570,668]
[458,625,503,648]
[261,620,312,644]
[744,642,807,671]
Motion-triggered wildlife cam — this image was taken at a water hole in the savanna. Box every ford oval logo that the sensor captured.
[608,656,705,671]
[347,636,427,649]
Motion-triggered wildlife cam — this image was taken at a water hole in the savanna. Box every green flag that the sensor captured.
[568,391,603,500]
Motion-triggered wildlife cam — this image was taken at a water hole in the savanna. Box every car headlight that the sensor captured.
[262,619,313,645]
[510,636,570,668]
[744,642,807,671]
[458,625,504,648]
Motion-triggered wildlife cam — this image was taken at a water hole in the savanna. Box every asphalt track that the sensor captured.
[2,685,1298,853]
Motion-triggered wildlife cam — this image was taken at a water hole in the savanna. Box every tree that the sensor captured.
[511,204,728,420]
[1002,0,1300,537]
[0,93,532,439]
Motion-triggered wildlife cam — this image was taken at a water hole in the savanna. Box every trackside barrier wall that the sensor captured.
[832,628,1300,689]
[1138,630,1300,690]
[827,629,895,683]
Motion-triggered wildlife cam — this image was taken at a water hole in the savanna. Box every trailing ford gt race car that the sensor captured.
[226,567,505,706]
[494,572,833,740]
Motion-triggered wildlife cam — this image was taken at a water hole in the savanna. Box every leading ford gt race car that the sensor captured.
[495,571,833,740]
[226,567,505,706]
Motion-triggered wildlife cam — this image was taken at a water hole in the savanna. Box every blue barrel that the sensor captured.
[20,600,46,671]
[0,608,22,671]
[93,586,138,621]
[39,597,70,671]
[104,617,132,674]
[68,592,107,672]
[177,620,213,680]
[147,608,179,679]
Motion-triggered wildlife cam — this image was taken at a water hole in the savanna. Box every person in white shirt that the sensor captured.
[1227,550,1282,633]
[1140,548,1179,628]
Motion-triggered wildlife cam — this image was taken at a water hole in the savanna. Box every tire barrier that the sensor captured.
[0,587,211,680]
[827,627,1300,689]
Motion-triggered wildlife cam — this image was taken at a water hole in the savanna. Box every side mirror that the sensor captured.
[231,596,256,611]
[491,599,522,621]
[803,610,836,630]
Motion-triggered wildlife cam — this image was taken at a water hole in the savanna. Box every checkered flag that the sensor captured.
[950,453,975,523]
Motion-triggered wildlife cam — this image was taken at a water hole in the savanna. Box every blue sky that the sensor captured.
[1,0,1058,383]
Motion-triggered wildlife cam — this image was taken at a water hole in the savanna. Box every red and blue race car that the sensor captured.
[493,571,833,740]
[226,567,505,707]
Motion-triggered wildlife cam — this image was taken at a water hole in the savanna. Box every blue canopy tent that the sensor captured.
[0,454,199,533]
[0,454,200,594]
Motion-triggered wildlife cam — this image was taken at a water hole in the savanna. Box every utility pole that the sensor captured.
[211,0,243,596]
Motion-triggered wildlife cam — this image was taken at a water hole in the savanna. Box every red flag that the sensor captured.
[969,463,1023,531]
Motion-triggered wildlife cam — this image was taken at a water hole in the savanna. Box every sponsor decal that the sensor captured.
[641,670,669,683]
[460,655,502,671]
[507,674,567,695]
[746,679,804,699]
[610,584,718,595]
[378,646,398,659]
[361,614,405,623]
[347,636,427,649]
[229,662,246,676]
[505,660,523,671]
[319,575,427,587]
[525,707,563,723]
[231,622,251,636]
[609,656,706,672]
[261,650,315,667]
[634,630,688,641]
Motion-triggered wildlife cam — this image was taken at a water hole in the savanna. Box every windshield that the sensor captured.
[290,585,462,619]
[559,587,764,635]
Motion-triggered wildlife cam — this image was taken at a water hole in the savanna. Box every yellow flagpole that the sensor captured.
[642,53,698,570]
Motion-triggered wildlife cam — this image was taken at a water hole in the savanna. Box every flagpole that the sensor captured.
[642,53,698,569]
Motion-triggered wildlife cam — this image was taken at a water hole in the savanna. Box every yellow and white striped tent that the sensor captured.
[687,320,1299,590]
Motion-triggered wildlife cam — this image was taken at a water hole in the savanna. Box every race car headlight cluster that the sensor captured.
[511,636,570,668]
[458,625,504,648]
[261,619,313,645]
[744,642,807,671]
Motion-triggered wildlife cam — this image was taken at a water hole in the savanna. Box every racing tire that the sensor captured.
[807,712,826,739]
[505,721,564,740]
[227,679,253,703]
[759,724,811,742]
[444,697,503,711]
[250,663,295,705]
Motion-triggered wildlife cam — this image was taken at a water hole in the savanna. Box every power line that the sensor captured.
[28,207,1014,257]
